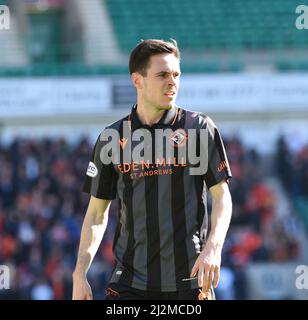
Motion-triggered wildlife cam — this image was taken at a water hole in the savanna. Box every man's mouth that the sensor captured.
[165,91,176,97]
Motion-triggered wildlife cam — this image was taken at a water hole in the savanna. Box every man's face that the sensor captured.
[136,53,181,110]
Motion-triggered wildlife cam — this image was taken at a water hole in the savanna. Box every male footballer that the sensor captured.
[72,39,232,300]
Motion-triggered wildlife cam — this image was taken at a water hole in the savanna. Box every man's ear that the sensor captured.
[131,72,143,90]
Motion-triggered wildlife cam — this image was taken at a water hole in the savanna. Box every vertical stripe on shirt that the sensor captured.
[145,175,161,291]
[183,167,201,290]
[132,178,148,287]
[118,172,135,285]
[158,173,176,291]
[171,156,191,290]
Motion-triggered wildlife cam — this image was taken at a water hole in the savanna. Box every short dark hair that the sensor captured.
[129,39,180,76]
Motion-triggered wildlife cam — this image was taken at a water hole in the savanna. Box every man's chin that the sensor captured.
[159,102,174,110]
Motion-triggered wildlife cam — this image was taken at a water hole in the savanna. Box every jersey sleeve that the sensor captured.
[202,116,232,189]
[82,133,118,200]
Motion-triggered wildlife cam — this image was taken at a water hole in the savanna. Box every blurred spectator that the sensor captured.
[30,276,54,300]
[215,266,235,300]
[275,136,308,233]
[275,136,293,193]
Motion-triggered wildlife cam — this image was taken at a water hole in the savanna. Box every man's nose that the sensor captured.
[168,75,176,86]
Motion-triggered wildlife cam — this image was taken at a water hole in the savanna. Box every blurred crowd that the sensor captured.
[276,135,308,199]
[216,136,304,299]
[0,135,306,299]
[274,135,308,242]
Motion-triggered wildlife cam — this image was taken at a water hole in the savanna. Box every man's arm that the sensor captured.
[72,196,111,300]
[191,180,232,293]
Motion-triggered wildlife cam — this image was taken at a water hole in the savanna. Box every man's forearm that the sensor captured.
[191,182,232,290]
[207,184,232,248]
[73,208,109,276]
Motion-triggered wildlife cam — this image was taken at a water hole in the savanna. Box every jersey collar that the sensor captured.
[129,104,178,131]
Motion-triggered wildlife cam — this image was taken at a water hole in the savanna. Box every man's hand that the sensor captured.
[190,241,222,293]
[72,273,93,300]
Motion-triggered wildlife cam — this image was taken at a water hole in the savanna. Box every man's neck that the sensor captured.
[135,103,167,127]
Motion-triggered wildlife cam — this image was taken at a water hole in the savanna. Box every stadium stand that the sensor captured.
[2,0,308,75]
[105,0,308,52]
[26,9,64,64]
